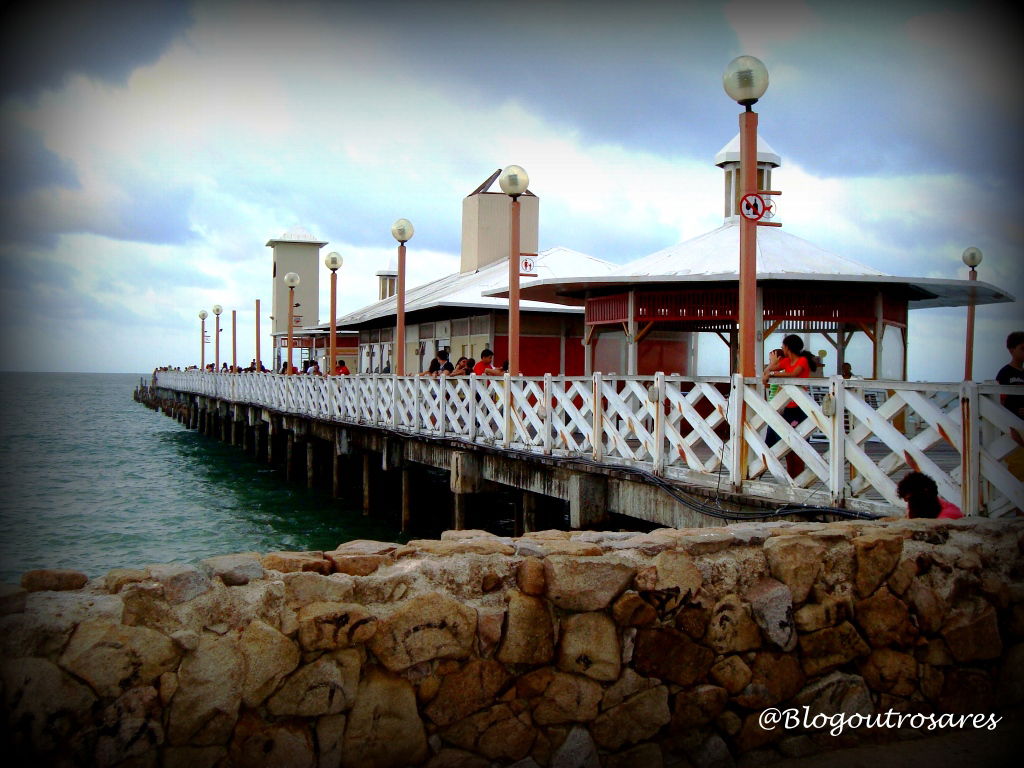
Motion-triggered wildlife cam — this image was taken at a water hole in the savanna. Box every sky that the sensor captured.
[1,0,1021,380]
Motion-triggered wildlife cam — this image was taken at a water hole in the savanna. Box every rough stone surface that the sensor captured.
[854,587,916,648]
[735,651,805,709]
[859,648,918,696]
[146,563,213,604]
[793,671,874,719]
[549,725,601,768]
[942,598,1003,662]
[633,627,714,686]
[20,568,88,592]
[710,654,752,695]
[370,592,477,671]
[517,557,546,596]
[557,612,620,681]
[612,591,658,627]
[853,533,903,597]
[238,618,299,707]
[326,552,390,576]
[532,672,603,725]
[601,668,658,711]
[200,553,265,586]
[670,684,728,729]
[745,577,796,651]
[262,551,331,574]
[590,685,670,750]
[95,685,164,767]
[604,743,664,768]
[425,659,511,726]
[543,556,634,611]
[763,536,825,603]
[799,621,870,676]
[442,702,535,761]
[707,593,762,653]
[316,713,347,768]
[283,571,355,605]
[229,711,315,768]
[497,590,554,665]
[0,657,96,752]
[104,568,150,594]
[266,650,360,716]
[168,633,244,746]
[297,601,377,652]
[341,667,427,768]
[793,597,847,633]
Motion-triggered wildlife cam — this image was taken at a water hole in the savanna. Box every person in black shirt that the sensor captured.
[423,349,454,376]
[997,331,1024,419]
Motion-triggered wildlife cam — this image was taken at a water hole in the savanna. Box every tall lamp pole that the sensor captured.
[391,219,414,376]
[212,304,223,371]
[325,252,343,374]
[963,247,983,380]
[500,165,529,375]
[231,309,237,372]
[284,273,300,374]
[199,310,208,369]
[255,299,261,372]
[723,55,769,378]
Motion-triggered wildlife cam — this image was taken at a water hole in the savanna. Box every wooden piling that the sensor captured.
[362,453,371,514]
[307,441,316,489]
[401,467,412,533]
[522,491,539,533]
[286,433,295,483]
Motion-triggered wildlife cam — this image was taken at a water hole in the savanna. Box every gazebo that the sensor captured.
[491,136,1013,379]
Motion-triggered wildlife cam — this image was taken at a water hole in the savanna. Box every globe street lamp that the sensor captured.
[198,310,208,369]
[500,165,529,375]
[723,55,769,379]
[325,251,343,374]
[391,219,414,376]
[284,273,300,374]
[962,247,983,380]
[212,304,223,372]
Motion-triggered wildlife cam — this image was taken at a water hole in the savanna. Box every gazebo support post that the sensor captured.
[872,292,884,378]
[627,290,638,375]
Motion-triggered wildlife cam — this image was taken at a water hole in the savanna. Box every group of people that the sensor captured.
[419,348,507,377]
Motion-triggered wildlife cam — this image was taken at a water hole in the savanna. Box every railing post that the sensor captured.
[653,372,666,476]
[828,375,847,507]
[469,374,478,444]
[439,375,448,437]
[543,373,553,455]
[592,372,603,462]
[372,374,380,426]
[728,373,745,489]
[413,377,421,433]
[392,375,400,430]
[503,373,513,449]
[961,381,981,516]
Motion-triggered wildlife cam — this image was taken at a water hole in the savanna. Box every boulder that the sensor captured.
[325,552,389,576]
[636,551,703,614]
[94,685,164,767]
[316,713,347,768]
[200,553,264,586]
[735,651,805,709]
[267,650,360,716]
[0,657,96,753]
[601,668,658,711]
[104,568,149,594]
[710,655,752,695]
[330,539,399,556]
[670,684,727,729]
[424,659,512,726]
[763,536,825,603]
[633,627,714,686]
[854,587,916,648]
[297,601,377,652]
[557,612,620,681]
[612,591,658,627]
[442,702,536,761]
[590,685,670,750]
[859,648,918,696]
[341,667,428,768]
[407,538,515,556]
[146,563,212,604]
[942,598,1003,662]
[532,672,603,725]
[228,711,315,768]
[58,618,180,698]
[262,550,331,574]
[543,556,634,612]
[853,533,903,597]
[369,592,477,671]
[238,619,300,707]
[496,590,555,665]
[706,593,762,653]
[605,743,664,768]
[745,577,796,651]
[675,603,711,640]
[793,597,847,633]
[20,568,88,592]
[517,557,546,596]
[283,571,355,605]
[549,725,601,768]
[168,633,244,746]
[793,671,873,719]
[799,621,870,676]
[178,579,285,634]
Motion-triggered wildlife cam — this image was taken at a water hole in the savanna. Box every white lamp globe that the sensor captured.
[284,272,300,288]
[198,310,208,320]
[212,304,223,316]
[723,55,769,106]
[962,247,983,268]
[324,252,343,271]
[391,219,414,243]
[499,165,530,197]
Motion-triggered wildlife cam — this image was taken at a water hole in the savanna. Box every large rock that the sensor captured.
[557,612,620,681]
[906,581,947,635]
[942,598,1003,662]
[590,686,670,750]
[0,583,26,615]
[331,539,399,556]
[763,536,825,603]
[706,593,762,653]
[854,587,916,648]
[325,552,390,576]
[262,550,332,574]
[605,743,664,768]
[341,667,427,768]
[532,672,603,725]
[612,592,658,627]
[710,655,752,695]
[369,592,477,671]
[793,671,873,719]
[200,553,264,586]
[746,577,796,651]
[58,618,180,698]
[229,710,315,768]
[549,725,600,768]
[21,568,88,592]
[0,657,96,753]
[146,563,212,604]
[104,568,149,594]
[859,648,918,696]
[636,551,703,615]
[735,651,805,709]
[424,659,511,726]
[633,627,714,686]
[239,619,300,707]
[316,713,347,768]
[442,702,536,762]
[543,556,634,611]
[793,597,847,633]
[408,538,515,556]
[517,557,546,596]
[497,590,555,665]
[670,684,727,729]
[168,633,244,746]
[267,650,360,716]
[297,601,378,652]
[799,621,870,676]
[601,668,659,710]
[284,571,355,605]
[853,533,903,597]
[94,685,164,767]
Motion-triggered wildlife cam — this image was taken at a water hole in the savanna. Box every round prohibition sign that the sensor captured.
[740,193,767,221]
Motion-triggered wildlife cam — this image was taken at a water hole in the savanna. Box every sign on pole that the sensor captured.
[739,193,767,221]
[519,253,538,277]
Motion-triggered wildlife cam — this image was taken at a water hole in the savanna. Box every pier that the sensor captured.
[139,370,1022,528]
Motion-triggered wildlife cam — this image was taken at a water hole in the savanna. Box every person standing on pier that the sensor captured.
[997,331,1024,482]
[473,349,503,376]
[761,334,817,478]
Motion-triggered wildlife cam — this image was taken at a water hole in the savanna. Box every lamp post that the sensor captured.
[231,309,237,372]
[284,273,300,374]
[391,219,414,376]
[325,252,343,374]
[198,310,208,369]
[212,304,223,371]
[500,164,529,375]
[723,55,769,379]
[962,247,983,380]
[255,299,261,372]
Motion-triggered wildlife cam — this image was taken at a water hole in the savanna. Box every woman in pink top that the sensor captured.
[896,471,963,519]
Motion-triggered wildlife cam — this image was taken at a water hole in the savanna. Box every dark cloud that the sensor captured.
[0,0,193,100]
[0,123,79,195]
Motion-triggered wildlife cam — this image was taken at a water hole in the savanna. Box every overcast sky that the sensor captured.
[1,0,1020,379]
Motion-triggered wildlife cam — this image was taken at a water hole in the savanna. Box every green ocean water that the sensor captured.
[0,372,406,582]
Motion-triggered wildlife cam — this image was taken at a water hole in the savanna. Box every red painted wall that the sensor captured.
[493,335,580,375]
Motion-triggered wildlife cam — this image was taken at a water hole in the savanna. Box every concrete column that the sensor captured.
[307,441,316,489]
[401,467,412,533]
[453,493,467,531]
[231,419,239,446]
[522,491,539,534]
[568,473,608,529]
[362,454,371,514]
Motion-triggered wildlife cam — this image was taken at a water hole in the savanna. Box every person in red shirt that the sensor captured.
[334,360,350,375]
[761,334,817,477]
[473,349,504,376]
[896,471,963,519]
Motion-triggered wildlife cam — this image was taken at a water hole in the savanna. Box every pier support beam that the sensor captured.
[401,467,412,533]
[568,474,608,529]
[362,454,372,514]
[286,433,296,483]
[307,441,316,489]
[522,491,541,534]
[453,493,468,531]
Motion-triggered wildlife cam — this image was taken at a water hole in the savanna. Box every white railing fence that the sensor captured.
[154,370,1023,517]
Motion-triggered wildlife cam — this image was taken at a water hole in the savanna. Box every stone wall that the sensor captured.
[2,517,1023,768]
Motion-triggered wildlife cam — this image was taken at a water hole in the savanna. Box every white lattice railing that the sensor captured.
[154,370,1023,516]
